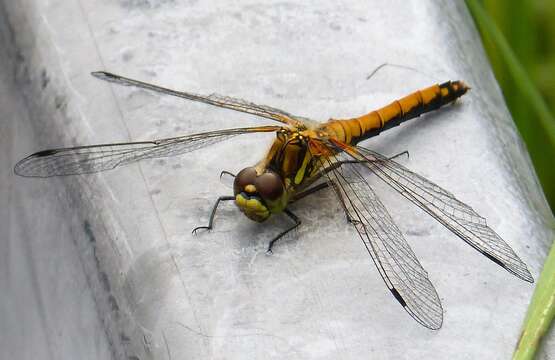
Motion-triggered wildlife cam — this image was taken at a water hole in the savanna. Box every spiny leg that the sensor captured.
[293,154,401,225]
[316,152,407,181]
[389,150,409,161]
[291,153,405,202]
[192,196,235,234]
[266,209,301,254]
[219,170,235,181]
[220,170,235,178]
[219,170,236,188]
[291,182,330,202]
[205,154,407,247]
[267,151,410,252]
[289,179,358,234]
[294,151,407,202]
[292,181,354,223]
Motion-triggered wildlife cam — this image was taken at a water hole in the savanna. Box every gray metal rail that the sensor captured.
[1,1,553,359]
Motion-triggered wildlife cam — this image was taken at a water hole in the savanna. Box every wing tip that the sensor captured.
[91,70,107,78]
[91,71,120,84]
[481,252,534,283]
[412,308,443,330]
[14,158,35,177]
[424,318,443,331]
[13,163,27,177]
[14,162,52,178]
[518,268,534,283]
[390,287,443,330]
[14,150,61,177]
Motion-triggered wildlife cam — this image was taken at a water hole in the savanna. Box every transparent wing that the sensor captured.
[322,155,443,329]
[92,72,307,127]
[14,125,280,177]
[328,139,533,283]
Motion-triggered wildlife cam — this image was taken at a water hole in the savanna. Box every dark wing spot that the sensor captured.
[34,149,59,157]
[482,251,505,268]
[389,287,407,307]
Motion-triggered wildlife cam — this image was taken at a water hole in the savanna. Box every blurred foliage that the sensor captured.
[467,3,555,359]
[467,0,555,214]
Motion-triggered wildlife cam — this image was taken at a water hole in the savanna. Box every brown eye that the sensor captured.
[255,171,284,200]
[233,167,257,195]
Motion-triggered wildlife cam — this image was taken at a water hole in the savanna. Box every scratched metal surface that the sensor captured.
[2,0,554,359]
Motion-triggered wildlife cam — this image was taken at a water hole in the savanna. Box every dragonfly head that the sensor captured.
[233,167,286,222]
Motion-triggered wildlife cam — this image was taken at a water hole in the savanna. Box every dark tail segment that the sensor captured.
[438,80,469,104]
[415,80,469,115]
[324,81,469,145]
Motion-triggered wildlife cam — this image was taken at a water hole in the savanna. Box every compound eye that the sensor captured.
[255,171,284,201]
[233,167,257,195]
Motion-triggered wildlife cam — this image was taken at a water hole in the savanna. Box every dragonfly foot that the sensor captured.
[219,171,236,188]
[266,238,278,254]
[192,226,211,235]
[265,209,301,254]
[388,150,409,161]
[192,196,235,235]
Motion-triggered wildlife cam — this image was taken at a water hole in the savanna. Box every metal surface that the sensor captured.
[2,0,553,359]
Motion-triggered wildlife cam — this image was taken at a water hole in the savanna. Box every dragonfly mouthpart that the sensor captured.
[235,191,270,222]
[244,184,257,193]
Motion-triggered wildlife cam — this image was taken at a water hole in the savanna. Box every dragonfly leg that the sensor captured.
[287,152,407,236]
[192,195,235,234]
[266,209,301,254]
[388,150,409,161]
[219,170,236,188]
[291,182,330,202]
[319,152,407,178]
[220,170,235,179]
[323,160,364,174]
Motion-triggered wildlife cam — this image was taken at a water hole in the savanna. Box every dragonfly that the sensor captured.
[14,71,534,330]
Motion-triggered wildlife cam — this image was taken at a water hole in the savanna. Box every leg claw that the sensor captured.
[192,226,210,235]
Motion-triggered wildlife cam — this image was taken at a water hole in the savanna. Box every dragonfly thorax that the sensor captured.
[233,167,286,222]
